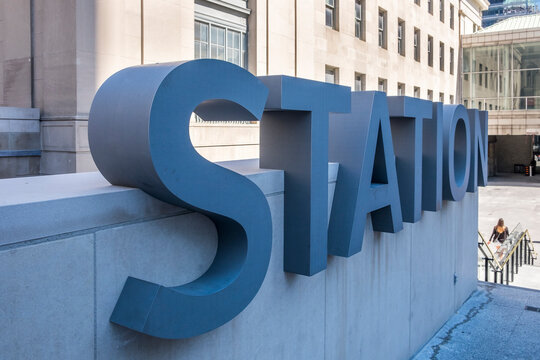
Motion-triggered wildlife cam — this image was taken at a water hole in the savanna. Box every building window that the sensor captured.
[326,0,337,29]
[485,68,488,88]
[415,0,420,5]
[378,9,387,49]
[355,73,366,91]
[355,0,365,40]
[325,66,338,84]
[414,86,421,98]
[398,83,406,96]
[440,0,445,22]
[450,4,455,29]
[210,25,226,60]
[427,35,433,67]
[398,19,405,56]
[439,42,445,71]
[195,21,209,59]
[449,95,454,104]
[428,0,433,14]
[195,20,247,68]
[439,92,444,102]
[414,28,421,62]
[479,64,483,86]
[378,78,387,92]
[427,89,433,101]
[450,47,454,75]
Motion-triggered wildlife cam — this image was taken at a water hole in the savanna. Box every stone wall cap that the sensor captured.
[0,107,40,120]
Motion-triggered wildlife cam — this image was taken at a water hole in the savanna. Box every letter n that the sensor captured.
[467,109,488,191]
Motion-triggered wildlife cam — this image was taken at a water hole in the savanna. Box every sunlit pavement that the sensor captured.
[413,283,540,360]
[413,176,540,359]
[479,175,540,269]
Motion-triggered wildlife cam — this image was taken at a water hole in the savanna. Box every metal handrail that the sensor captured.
[478,231,501,270]
[500,231,527,267]
[526,229,537,258]
[478,226,536,285]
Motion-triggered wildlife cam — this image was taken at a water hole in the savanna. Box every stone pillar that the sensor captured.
[0,0,32,108]
[33,0,195,174]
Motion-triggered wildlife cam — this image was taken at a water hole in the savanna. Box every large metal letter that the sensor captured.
[88,60,272,339]
[467,109,489,191]
[442,105,471,201]
[388,97,432,223]
[258,76,350,276]
[328,91,403,257]
[422,102,444,211]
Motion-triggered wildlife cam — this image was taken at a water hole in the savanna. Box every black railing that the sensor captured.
[478,229,536,285]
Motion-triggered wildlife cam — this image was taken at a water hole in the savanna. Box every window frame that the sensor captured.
[355,72,366,91]
[326,0,338,30]
[378,77,388,92]
[194,20,248,69]
[414,28,421,62]
[378,8,387,49]
[427,35,434,67]
[325,65,339,84]
[440,0,445,22]
[439,41,445,71]
[355,0,365,40]
[450,47,454,75]
[398,19,406,56]
[397,82,406,96]
[450,4,455,29]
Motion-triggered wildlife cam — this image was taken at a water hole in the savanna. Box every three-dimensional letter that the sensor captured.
[89,60,272,339]
[328,91,403,257]
[258,76,350,275]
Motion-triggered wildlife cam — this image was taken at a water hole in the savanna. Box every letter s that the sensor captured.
[88,60,271,339]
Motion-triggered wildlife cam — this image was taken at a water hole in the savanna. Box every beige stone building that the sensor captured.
[0,0,487,177]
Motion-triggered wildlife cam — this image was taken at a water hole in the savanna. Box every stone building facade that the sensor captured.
[0,0,487,177]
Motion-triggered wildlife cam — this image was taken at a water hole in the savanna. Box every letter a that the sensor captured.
[328,91,403,257]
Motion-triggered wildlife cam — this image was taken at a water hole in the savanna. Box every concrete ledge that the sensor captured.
[0,158,477,359]
[0,106,40,120]
[0,150,41,157]
[0,159,285,246]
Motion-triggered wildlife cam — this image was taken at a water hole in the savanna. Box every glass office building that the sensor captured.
[462,13,540,174]
[462,41,540,111]
[483,0,540,28]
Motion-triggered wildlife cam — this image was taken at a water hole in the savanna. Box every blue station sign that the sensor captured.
[88,59,487,339]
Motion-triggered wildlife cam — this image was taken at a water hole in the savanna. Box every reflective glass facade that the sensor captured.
[463,42,540,110]
[482,0,540,28]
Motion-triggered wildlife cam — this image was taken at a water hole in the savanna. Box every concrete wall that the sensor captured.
[0,159,478,360]
[493,135,534,173]
[0,106,40,178]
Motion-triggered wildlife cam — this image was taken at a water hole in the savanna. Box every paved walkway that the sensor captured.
[512,265,540,290]
[479,176,540,268]
[413,282,540,360]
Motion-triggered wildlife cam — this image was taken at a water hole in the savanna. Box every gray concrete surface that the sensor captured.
[413,282,540,360]
[479,176,540,256]
[0,159,478,359]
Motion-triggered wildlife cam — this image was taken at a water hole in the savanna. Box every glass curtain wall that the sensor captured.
[463,42,540,110]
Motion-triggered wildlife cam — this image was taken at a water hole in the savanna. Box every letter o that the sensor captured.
[442,105,471,201]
